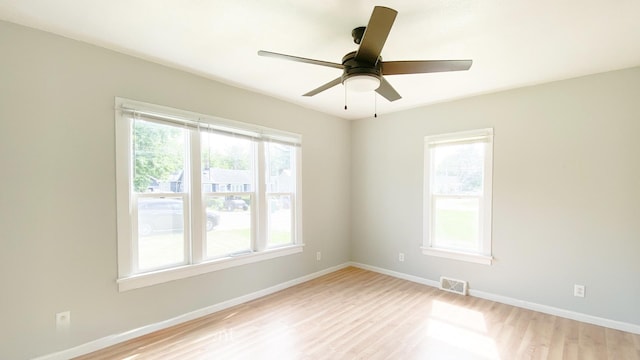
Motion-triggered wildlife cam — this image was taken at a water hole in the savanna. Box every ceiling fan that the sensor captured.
[258,6,472,102]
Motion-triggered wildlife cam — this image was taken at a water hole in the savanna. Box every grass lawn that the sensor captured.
[138,228,292,270]
[433,198,479,251]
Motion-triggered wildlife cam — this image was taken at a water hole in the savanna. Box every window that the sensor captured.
[115,98,302,291]
[423,128,493,264]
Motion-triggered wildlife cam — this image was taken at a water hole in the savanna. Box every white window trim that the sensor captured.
[115,97,303,291]
[421,247,492,265]
[117,245,304,292]
[422,128,493,265]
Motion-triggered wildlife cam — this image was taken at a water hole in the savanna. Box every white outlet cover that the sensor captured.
[574,285,585,298]
[56,311,71,330]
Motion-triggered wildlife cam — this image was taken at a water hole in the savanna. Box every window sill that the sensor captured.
[117,244,304,292]
[421,247,493,265]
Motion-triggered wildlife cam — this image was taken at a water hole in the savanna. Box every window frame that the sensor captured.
[422,128,494,265]
[115,98,303,291]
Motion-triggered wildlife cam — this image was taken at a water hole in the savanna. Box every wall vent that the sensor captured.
[439,276,468,295]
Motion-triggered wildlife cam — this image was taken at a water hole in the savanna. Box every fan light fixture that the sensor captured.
[344,74,380,92]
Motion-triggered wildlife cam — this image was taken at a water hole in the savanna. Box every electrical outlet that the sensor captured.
[316,251,321,261]
[56,311,71,331]
[574,284,585,298]
[398,253,405,262]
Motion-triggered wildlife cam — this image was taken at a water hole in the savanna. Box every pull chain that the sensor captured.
[344,82,348,110]
[374,92,377,118]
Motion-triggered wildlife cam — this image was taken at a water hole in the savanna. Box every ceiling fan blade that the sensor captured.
[355,6,397,64]
[382,60,473,75]
[258,50,344,69]
[376,77,401,102]
[303,77,343,97]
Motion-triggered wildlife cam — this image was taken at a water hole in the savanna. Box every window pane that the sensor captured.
[202,132,254,193]
[433,142,484,196]
[266,143,295,247]
[267,143,294,192]
[137,197,186,270]
[205,195,251,258]
[433,197,480,251]
[133,120,186,193]
[268,194,292,247]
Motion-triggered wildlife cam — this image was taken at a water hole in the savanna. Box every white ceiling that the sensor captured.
[1,0,639,120]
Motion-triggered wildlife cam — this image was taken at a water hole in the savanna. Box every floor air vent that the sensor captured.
[439,276,468,295]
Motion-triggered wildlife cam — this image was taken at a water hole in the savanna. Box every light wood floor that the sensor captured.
[76,267,640,359]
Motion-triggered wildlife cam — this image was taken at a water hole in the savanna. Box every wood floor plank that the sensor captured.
[606,328,639,360]
[579,322,608,360]
[74,267,640,360]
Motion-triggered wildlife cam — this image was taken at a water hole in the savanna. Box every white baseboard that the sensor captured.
[348,261,640,335]
[349,261,441,288]
[468,289,640,335]
[34,263,349,360]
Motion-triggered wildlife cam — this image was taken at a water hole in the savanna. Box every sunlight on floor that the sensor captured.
[223,312,238,320]
[192,328,234,344]
[426,300,500,360]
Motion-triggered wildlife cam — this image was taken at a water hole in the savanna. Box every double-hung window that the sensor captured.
[422,128,493,264]
[115,98,302,291]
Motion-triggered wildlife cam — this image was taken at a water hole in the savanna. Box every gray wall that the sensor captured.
[351,66,640,326]
[0,20,351,360]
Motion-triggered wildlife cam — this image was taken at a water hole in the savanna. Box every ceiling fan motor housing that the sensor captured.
[341,51,381,84]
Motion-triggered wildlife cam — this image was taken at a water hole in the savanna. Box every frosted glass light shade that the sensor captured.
[344,75,380,92]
